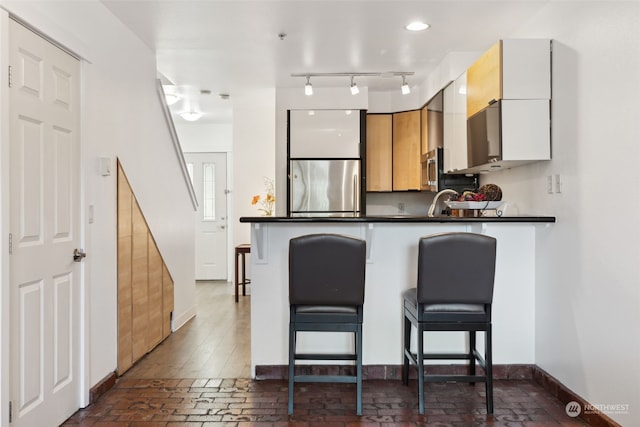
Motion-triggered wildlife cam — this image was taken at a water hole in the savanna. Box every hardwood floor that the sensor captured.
[122,280,251,379]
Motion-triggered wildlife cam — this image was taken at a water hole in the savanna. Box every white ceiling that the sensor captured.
[100,0,549,124]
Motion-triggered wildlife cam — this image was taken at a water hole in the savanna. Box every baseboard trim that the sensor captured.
[89,371,117,404]
[255,363,535,380]
[532,366,622,427]
[172,304,197,331]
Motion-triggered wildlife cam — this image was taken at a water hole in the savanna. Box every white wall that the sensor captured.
[177,122,232,153]
[233,89,277,246]
[484,3,640,425]
[0,0,197,410]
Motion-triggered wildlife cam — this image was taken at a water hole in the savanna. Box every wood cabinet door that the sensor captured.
[117,161,173,375]
[421,106,429,155]
[393,110,421,191]
[467,41,502,117]
[366,114,393,192]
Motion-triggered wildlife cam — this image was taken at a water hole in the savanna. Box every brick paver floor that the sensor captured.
[61,377,589,426]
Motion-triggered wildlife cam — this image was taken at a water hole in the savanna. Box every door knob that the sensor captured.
[73,249,87,262]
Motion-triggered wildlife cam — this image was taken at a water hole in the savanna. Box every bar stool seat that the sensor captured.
[235,244,251,303]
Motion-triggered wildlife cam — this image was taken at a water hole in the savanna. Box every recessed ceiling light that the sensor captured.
[405,22,430,31]
[180,111,203,122]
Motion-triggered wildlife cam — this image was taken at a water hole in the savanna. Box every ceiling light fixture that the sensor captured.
[304,76,313,96]
[165,93,180,106]
[401,76,411,95]
[350,76,359,95]
[293,71,414,95]
[405,21,430,31]
[180,111,203,122]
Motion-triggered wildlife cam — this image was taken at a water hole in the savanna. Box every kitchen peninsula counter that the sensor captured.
[240,215,554,378]
[240,214,555,224]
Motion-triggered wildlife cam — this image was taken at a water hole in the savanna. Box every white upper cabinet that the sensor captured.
[463,39,552,173]
[289,110,361,158]
[467,39,551,117]
[443,72,468,173]
[464,99,550,174]
[502,39,552,101]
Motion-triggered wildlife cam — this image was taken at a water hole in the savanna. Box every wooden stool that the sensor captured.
[235,244,251,303]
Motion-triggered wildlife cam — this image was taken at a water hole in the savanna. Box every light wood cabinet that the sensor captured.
[467,39,551,118]
[392,110,421,191]
[117,161,174,375]
[421,105,429,155]
[366,114,393,192]
[467,41,501,117]
[366,111,422,192]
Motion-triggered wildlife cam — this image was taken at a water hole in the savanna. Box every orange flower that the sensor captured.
[251,177,275,216]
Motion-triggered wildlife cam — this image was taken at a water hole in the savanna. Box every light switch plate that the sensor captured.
[99,157,111,176]
[554,174,561,193]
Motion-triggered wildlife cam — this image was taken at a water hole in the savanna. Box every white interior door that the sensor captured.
[9,20,82,427]
[184,152,228,280]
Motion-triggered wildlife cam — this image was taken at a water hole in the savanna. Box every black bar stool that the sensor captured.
[402,232,497,414]
[234,244,251,303]
[287,233,366,415]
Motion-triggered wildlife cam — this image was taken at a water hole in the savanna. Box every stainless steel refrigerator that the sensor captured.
[289,159,361,217]
[287,109,365,217]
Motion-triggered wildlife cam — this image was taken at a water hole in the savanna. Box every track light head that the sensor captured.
[401,75,411,95]
[304,76,313,96]
[350,76,359,95]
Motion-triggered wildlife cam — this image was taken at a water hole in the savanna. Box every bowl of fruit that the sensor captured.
[445,184,504,210]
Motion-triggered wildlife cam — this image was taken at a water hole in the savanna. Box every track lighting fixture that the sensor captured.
[350,76,359,95]
[304,76,313,96]
[401,76,411,95]
[293,72,414,95]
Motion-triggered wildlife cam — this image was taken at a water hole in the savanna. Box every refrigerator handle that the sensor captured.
[353,175,360,216]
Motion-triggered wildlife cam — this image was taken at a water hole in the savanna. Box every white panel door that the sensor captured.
[184,153,228,280]
[9,20,81,427]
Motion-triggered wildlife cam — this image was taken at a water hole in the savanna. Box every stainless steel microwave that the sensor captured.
[421,148,478,193]
[420,149,440,192]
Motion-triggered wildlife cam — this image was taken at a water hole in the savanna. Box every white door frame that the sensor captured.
[0,11,89,426]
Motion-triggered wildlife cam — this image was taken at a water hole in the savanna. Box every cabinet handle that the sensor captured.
[488,98,497,105]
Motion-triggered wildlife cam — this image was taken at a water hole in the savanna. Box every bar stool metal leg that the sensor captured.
[234,244,251,303]
[234,247,240,303]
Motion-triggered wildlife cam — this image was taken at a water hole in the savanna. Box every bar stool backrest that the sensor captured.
[417,232,496,305]
[289,234,366,306]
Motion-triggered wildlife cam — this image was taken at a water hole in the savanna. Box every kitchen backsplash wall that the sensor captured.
[366,192,437,216]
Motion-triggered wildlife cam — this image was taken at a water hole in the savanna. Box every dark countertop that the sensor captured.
[240,215,556,223]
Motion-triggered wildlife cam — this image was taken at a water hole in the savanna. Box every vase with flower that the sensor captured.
[251,177,276,216]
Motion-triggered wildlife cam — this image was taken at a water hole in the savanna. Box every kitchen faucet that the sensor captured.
[427,189,458,217]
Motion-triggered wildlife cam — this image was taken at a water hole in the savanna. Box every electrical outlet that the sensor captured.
[398,202,405,213]
[547,175,553,194]
[555,174,562,193]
